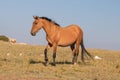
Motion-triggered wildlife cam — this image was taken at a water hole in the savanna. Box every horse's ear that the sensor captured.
[33,16,39,19]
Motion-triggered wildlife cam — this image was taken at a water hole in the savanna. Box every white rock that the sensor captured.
[94,56,102,60]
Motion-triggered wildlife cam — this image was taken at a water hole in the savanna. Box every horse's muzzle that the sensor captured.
[31,32,36,36]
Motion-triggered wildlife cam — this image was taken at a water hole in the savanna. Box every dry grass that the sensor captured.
[0,41,120,80]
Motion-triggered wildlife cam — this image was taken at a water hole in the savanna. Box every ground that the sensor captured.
[0,41,120,80]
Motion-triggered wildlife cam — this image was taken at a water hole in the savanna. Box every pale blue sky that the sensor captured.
[0,0,120,50]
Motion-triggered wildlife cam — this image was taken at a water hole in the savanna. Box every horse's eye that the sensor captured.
[35,22,38,25]
[34,22,38,25]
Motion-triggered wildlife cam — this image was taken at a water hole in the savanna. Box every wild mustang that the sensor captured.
[30,16,93,66]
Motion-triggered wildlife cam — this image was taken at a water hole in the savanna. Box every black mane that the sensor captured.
[39,17,60,26]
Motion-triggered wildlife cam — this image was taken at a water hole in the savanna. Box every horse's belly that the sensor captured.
[58,40,75,46]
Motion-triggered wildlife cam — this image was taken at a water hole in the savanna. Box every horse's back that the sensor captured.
[65,24,82,32]
[57,25,83,46]
[61,24,83,36]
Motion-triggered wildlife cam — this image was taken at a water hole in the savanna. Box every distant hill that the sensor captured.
[0,35,9,42]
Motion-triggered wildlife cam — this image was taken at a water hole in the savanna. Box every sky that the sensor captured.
[0,0,120,50]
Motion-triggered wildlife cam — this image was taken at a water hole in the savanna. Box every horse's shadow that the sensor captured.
[29,59,92,66]
[29,60,73,66]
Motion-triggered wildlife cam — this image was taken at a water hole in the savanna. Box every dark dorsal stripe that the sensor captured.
[39,17,60,26]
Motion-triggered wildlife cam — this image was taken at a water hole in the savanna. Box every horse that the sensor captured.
[30,16,93,66]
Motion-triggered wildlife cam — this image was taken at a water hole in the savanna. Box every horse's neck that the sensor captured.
[43,22,61,36]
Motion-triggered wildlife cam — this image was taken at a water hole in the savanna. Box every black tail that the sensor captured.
[81,39,94,62]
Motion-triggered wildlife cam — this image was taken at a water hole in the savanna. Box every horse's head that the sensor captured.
[30,16,43,36]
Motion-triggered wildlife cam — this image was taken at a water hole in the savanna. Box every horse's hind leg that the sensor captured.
[70,43,78,65]
[74,43,80,64]
[72,39,80,65]
[70,44,75,64]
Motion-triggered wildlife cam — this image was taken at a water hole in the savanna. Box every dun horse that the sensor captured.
[30,16,93,66]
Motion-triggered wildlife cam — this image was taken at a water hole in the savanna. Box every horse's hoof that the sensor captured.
[44,62,49,66]
[73,63,77,65]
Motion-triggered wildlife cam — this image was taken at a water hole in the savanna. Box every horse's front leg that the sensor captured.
[44,44,51,66]
[52,44,57,66]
